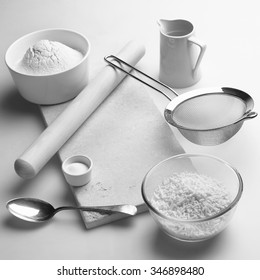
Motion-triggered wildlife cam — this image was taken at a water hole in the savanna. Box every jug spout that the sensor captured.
[157,19,194,37]
[157,19,169,34]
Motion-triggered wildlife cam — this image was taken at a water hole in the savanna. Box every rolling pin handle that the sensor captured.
[14,159,36,179]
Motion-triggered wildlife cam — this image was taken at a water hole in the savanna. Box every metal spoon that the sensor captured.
[6,198,138,223]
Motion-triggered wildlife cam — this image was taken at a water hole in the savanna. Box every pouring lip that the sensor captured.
[158,18,194,38]
[164,86,257,132]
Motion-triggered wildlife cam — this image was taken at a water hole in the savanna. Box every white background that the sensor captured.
[0,0,260,260]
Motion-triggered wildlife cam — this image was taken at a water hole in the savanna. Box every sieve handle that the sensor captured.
[104,55,179,100]
[242,111,258,121]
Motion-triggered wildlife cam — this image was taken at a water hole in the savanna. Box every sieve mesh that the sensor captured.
[171,94,246,130]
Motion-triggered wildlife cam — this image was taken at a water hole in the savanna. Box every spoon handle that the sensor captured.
[54,205,132,215]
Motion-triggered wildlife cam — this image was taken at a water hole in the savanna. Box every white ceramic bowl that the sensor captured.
[62,155,93,186]
[5,28,91,105]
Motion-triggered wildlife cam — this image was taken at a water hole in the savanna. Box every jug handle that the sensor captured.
[188,36,207,77]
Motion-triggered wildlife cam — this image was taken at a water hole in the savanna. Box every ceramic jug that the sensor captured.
[158,19,206,88]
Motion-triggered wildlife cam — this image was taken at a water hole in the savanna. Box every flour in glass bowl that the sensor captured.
[151,172,232,240]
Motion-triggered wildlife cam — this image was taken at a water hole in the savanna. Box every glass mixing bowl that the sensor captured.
[141,154,243,242]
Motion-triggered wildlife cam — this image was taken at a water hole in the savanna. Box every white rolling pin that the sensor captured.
[15,41,145,179]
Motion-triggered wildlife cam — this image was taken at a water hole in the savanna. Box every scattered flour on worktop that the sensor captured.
[18,40,83,75]
[151,172,231,220]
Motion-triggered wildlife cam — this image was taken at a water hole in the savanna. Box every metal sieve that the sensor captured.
[104,55,257,145]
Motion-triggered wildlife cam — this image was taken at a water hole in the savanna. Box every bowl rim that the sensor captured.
[5,28,91,77]
[141,153,243,223]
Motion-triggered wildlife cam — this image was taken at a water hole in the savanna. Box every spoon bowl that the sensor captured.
[6,198,138,223]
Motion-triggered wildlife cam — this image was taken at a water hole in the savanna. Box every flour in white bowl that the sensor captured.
[18,40,83,75]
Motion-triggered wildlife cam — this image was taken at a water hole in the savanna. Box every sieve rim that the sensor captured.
[164,87,255,131]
